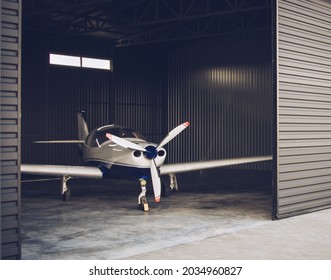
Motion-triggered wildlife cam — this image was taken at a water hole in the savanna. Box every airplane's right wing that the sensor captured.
[159,156,272,175]
[21,164,103,178]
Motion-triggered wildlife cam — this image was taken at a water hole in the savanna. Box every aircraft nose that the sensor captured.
[144,145,158,159]
[140,145,166,161]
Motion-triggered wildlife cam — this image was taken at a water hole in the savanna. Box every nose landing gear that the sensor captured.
[137,174,179,212]
[138,178,149,212]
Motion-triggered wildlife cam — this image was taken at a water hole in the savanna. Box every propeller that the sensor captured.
[150,159,161,202]
[106,122,190,202]
[157,121,190,149]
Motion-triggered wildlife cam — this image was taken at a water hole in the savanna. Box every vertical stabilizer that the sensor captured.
[77,111,89,141]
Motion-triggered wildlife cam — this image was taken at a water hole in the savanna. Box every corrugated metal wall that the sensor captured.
[167,31,273,170]
[111,32,273,192]
[112,46,167,144]
[22,45,167,165]
[22,66,112,165]
[0,0,21,259]
[276,0,331,218]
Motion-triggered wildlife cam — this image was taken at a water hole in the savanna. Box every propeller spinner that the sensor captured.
[105,122,190,202]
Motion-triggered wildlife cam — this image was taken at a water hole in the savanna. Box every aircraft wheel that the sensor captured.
[62,188,71,201]
[138,196,149,212]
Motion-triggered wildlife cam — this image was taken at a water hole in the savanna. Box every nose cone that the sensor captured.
[145,145,158,159]
[144,145,166,166]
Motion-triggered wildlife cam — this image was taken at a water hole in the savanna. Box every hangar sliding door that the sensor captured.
[0,0,21,259]
[275,0,331,218]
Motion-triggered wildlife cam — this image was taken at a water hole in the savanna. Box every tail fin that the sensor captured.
[77,111,89,141]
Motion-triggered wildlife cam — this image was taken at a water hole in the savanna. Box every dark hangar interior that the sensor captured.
[20,0,274,259]
[22,0,273,185]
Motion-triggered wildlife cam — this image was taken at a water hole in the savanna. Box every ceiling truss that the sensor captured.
[23,0,271,46]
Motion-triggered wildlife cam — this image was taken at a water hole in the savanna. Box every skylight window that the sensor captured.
[50,54,81,67]
[82,57,111,70]
[49,53,112,71]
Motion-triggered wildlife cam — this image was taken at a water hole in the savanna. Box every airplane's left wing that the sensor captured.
[21,164,103,178]
[159,156,272,175]
[34,140,85,144]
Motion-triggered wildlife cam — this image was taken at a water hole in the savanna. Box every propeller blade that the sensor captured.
[150,159,161,202]
[157,121,190,149]
[105,133,146,152]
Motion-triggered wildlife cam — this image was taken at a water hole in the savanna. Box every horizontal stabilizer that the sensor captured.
[21,164,103,178]
[159,156,272,175]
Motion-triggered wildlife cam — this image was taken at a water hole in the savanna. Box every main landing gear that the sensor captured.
[60,174,179,212]
[61,176,72,201]
[169,173,178,191]
[137,174,178,212]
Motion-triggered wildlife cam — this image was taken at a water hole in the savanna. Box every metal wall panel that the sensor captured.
[0,0,21,259]
[112,46,167,144]
[22,47,166,165]
[276,0,331,218]
[112,33,273,192]
[21,65,112,165]
[167,32,273,172]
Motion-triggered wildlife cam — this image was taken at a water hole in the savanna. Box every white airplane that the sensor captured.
[21,112,272,211]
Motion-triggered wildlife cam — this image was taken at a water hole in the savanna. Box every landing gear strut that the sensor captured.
[61,176,72,201]
[169,173,178,191]
[138,178,149,212]
[137,175,178,211]
[162,173,179,197]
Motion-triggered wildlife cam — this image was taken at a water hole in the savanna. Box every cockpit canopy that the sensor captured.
[86,125,146,148]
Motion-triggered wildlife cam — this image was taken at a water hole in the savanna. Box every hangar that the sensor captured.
[1,0,330,259]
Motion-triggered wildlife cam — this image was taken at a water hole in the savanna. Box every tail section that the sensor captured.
[77,111,89,141]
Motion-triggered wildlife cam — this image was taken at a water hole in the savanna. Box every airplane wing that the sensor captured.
[34,140,85,144]
[21,164,103,178]
[21,156,272,178]
[159,156,272,175]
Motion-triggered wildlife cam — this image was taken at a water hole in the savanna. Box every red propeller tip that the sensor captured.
[155,196,160,202]
[184,122,190,127]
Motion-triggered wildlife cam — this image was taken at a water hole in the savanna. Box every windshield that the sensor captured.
[86,126,146,147]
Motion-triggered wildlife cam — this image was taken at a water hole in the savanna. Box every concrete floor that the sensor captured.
[21,176,272,260]
[129,208,331,260]
[21,176,331,260]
